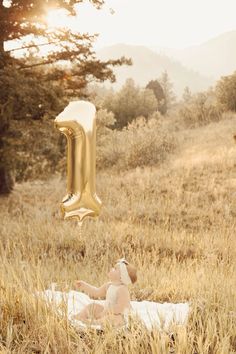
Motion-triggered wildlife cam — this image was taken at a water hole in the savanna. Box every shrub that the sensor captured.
[178,92,222,128]
[122,116,175,169]
[216,71,236,112]
[96,115,176,170]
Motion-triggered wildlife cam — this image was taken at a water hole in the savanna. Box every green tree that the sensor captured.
[0,66,67,193]
[102,78,158,129]
[146,79,166,114]
[111,78,141,128]
[159,70,176,112]
[216,72,236,112]
[0,0,131,194]
[137,88,158,118]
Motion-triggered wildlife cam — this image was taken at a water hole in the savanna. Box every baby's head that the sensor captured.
[108,259,137,285]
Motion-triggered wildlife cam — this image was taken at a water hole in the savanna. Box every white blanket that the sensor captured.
[38,290,190,331]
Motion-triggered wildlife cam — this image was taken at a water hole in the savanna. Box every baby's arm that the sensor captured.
[75,280,110,299]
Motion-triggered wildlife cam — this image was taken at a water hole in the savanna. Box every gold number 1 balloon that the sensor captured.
[54,101,102,223]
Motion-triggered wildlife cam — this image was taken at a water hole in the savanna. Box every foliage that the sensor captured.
[216,71,236,112]
[96,116,175,170]
[92,108,118,170]
[121,117,175,169]
[178,91,222,128]
[102,78,158,129]
[0,66,65,121]
[0,66,66,189]
[158,70,176,112]
[0,0,131,89]
[146,79,166,114]
[0,0,131,194]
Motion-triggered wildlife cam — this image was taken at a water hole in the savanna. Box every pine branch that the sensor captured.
[5,40,62,53]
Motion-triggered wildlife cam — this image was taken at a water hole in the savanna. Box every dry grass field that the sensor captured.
[0,115,236,353]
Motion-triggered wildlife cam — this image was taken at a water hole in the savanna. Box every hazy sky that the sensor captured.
[65,0,236,49]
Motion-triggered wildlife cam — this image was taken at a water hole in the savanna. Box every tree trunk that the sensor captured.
[0,9,15,195]
[0,121,14,194]
[0,166,14,194]
[0,123,15,194]
[0,0,5,70]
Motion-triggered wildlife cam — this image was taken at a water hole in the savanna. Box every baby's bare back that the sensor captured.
[104,284,131,314]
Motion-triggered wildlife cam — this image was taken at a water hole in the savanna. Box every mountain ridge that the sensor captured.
[151,30,236,79]
[97,43,214,97]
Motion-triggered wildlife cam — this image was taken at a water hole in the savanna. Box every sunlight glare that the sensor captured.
[46,9,72,30]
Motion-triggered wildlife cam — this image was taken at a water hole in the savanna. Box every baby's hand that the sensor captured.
[74,280,85,290]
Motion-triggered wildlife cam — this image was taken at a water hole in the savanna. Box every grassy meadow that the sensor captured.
[0,114,236,353]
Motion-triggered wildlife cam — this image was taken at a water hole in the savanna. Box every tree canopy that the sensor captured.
[0,0,131,194]
[216,71,236,112]
[0,0,130,88]
[146,79,166,114]
[102,78,158,129]
[158,70,176,112]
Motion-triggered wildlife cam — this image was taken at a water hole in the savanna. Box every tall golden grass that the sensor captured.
[0,115,235,353]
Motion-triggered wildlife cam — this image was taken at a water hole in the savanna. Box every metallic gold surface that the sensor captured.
[54,101,102,223]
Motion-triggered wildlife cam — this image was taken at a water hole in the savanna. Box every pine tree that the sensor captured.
[146,79,166,114]
[158,70,176,112]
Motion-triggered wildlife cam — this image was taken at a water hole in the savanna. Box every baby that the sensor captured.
[73,258,137,327]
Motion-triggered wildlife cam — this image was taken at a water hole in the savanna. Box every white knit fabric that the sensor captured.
[37,289,190,331]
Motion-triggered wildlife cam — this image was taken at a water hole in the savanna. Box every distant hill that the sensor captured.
[97,44,213,97]
[152,31,236,79]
